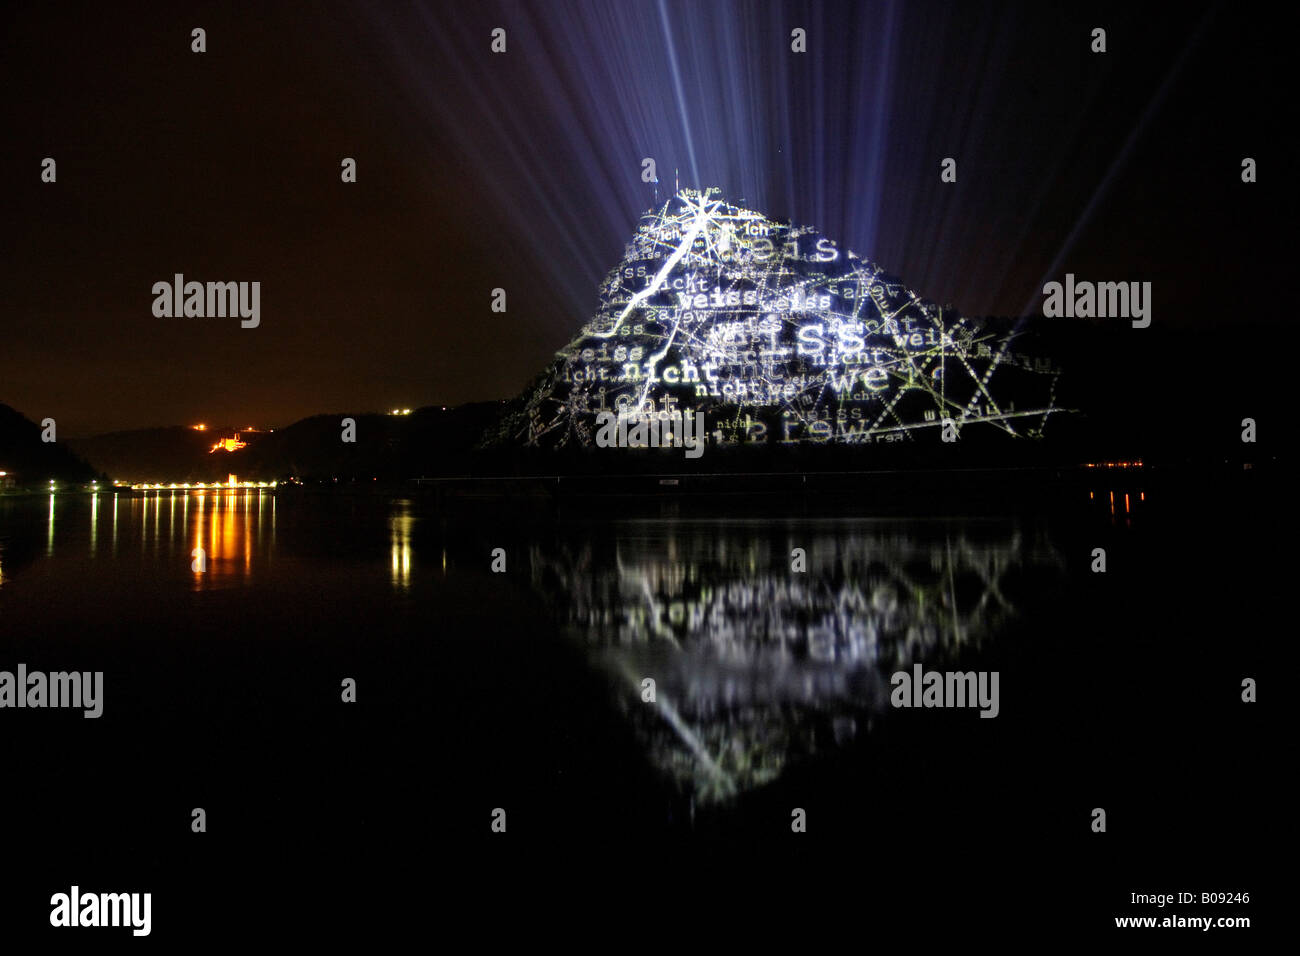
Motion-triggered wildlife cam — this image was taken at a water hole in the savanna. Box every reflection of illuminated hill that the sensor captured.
[501,189,1067,451]
[531,520,1065,802]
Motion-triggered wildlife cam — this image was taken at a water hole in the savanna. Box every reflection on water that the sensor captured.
[2,490,1076,806]
[390,500,413,590]
[531,519,1066,803]
[182,490,275,588]
[2,491,424,596]
[5,490,278,590]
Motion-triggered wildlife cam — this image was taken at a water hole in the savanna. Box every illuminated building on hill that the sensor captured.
[210,433,247,453]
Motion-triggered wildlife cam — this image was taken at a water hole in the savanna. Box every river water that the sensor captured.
[0,475,1276,934]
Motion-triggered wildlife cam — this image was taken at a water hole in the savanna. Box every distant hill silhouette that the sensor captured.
[67,425,258,483]
[0,403,99,487]
[60,403,505,483]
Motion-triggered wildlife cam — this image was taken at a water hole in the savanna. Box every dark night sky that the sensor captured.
[0,1,1284,435]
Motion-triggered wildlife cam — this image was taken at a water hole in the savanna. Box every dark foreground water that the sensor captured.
[0,473,1279,941]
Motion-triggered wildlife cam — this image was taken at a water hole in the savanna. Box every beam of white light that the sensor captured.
[1017,8,1215,319]
[656,0,701,188]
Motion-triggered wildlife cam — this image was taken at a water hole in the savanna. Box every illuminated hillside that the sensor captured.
[503,189,1067,450]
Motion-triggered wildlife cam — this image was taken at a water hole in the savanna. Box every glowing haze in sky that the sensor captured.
[0,1,1280,434]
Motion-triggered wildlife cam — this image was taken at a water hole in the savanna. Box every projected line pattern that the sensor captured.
[532,523,1065,803]
[514,189,1065,448]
